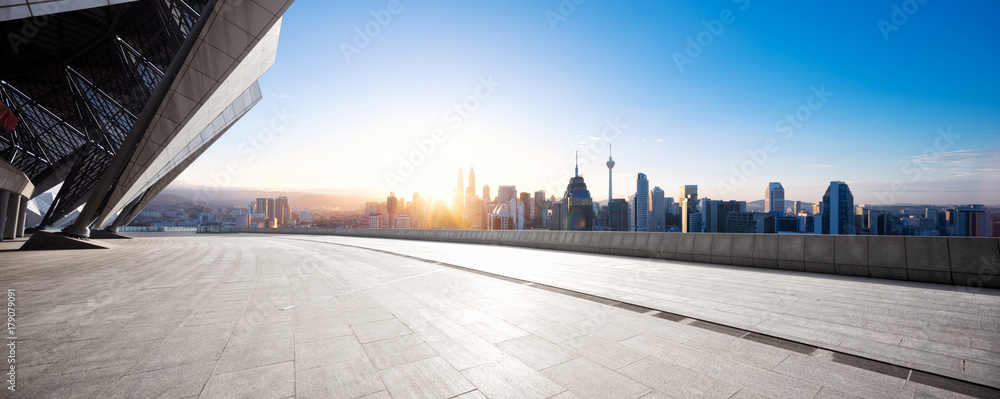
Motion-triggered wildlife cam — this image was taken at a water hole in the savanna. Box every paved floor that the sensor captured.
[0,232,997,398]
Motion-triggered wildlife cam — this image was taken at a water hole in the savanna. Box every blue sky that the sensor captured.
[175,0,1000,206]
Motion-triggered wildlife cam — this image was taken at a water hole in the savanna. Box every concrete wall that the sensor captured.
[237,228,1000,289]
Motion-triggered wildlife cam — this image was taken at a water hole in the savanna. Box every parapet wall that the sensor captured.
[238,228,1000,289]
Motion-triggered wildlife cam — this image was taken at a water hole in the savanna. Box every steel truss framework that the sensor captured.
[0,0,209,227]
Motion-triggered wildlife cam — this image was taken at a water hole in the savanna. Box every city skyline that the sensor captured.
[165,1,998,206]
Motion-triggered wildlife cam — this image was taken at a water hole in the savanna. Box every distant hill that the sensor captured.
[147,193,198,208]
[151,187,382,210]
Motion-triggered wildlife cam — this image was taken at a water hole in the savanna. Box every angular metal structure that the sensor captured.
[0,0,293,238]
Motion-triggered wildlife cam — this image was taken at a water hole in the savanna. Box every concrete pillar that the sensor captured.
[0,190,8,241]
[4,192,19,240]
[16,196,26,237]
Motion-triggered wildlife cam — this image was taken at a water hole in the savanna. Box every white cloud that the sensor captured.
[897,148,1000,180]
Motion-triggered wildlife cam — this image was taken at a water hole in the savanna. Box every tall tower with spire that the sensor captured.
[465,166,479,228]
[563,151,594,231]
[606,145,615,229]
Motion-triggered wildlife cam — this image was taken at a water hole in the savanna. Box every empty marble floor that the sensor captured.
[1,233,997,398]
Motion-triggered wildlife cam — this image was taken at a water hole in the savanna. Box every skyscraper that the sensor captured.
[519,192,532,229]
[765,182,784,216]
[821,181,855,235]
[464,167,481,228]
[255,198,275,220]
[564,152,595,231]
[533,190,546,228]
[386,192,397,228]
[955,205,990,237]
[275,196,290,226]
[608,199,630,231]
[680,185,698,233]
[453,168,464,223]
[702,199,747,233]
[650,186,665,232]
[633,173,649,231]
[498,186,517,204]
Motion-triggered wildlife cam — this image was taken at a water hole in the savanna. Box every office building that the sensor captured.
[533,191,547,228]
[498,185,517,204]
[726,211,775,234]
[821,181,855,235]
[650,187,665,232]
[395,215,412,229]
[633,173,649,231]
[386,193,398,228]
[680,185,698,232]
[453,168,464,223]
[520,192,533,227]
[607,199,631,231]
[955,205,990,237]
[550,201,567,231]
[255,198,275,220]
[298,211,313,224]
[765,182,784,216]
[702,199,747,233]
[564,154,595,231]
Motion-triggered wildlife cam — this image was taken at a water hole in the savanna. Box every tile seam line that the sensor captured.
[273,235,1000,394]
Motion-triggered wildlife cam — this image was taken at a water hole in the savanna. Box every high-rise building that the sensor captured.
[633,173,649,231]
[765,182,784,216]
[679,185,698,232]
[275,196,290,226]
[498,186,517,204]
[955,205,990,237]
[726,211,775,234]
[386,192,398,228]
[453,168,464,223]
[608,199,630,231]
[519,192,532,228]
[255,198,275,220]
[702,199,747,233]
[665,197,675,216]
[564,153,595,231]
[533,191,547,228]
[550,202,567,231]
[821,181,855,235]
[464,167,478,226]
[411,193,423,229]
[483,185,491,203]
[650,186,665,232]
